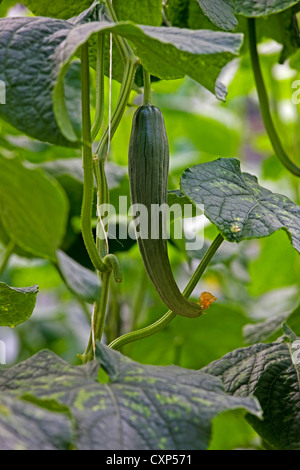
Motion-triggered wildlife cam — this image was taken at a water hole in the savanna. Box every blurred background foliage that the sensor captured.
[0,0,300,450]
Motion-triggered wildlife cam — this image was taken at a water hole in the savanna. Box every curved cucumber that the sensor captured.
[128,105,203,318]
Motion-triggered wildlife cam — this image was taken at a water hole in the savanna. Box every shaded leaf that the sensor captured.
[0,282,38,327]
[0,17,75,146]
[196,0,237,31]
[0,155,68,260]
[234,0,300,17]
[0,345,261,450]
[56,250,100,304]
[0,393,72,450]
[180,158,300,253]
[203,339,300,450]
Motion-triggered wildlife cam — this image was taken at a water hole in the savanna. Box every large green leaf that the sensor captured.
[0,155,68,261]
[203,338,300,450]
[180,158,300,254]
[0,282,38,327]
[0,393,72,450]
[0,344,261,450]
[0,17,76,146]
[0,7,242,144]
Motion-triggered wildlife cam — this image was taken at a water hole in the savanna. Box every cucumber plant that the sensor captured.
[0,0,300,451]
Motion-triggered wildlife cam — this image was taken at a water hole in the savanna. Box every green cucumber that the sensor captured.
[128,104,203,318]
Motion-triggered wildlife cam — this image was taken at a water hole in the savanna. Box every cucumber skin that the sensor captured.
[128,105,202,318]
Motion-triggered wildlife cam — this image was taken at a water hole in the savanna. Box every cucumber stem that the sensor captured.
[143,67,152,105]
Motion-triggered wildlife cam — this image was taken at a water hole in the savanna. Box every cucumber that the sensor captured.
[128,105,203,318]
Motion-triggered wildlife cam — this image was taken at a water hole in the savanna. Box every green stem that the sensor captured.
[91,34,105,142]
[109,233,224,350]
[96,58,138,158]
[79,270,112,363]
[80,42,108,273]
[105,0,134,62]
[0,240,15,277]
[248,18,300,177]
[143,67,152,105]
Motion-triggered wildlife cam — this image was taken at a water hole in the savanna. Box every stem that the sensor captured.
[91,34,105,142]
[80,42,108,273]
[109,233,224,350]
[96,58,138,158]
[79,270,112,363]
[0,240,15,277]
[248,18,300,177]
[143,67,152,105]
[105,0,134,62]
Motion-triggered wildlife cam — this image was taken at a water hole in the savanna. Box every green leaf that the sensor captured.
[234,0,300,17]
[0,393,72,450]
[244,301,300,345]
[0,155,68,261]
[0,17,77,146]
[0,345,261,450]
[203,339,300,450]
[56,250,100,304]
[21,0,93,19]
[196,0,238,31]
[53,20,243,138]
[114,0,163,26]
[0,282,38,327]
[180,157,300,254]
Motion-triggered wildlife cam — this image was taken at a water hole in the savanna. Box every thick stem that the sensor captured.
[109,233,224,350]
[248,18,300,177]
[81,43,108,273]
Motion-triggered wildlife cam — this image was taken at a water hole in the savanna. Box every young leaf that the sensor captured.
[203,340,300,450]
[0,345,262,450]
[0,155,68,261]
[0,282,38,327]
[180,158,300,254]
